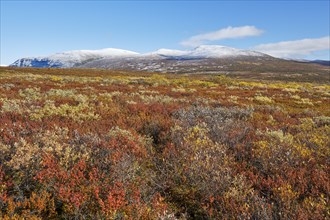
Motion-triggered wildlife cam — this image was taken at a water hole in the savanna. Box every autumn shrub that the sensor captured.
[154,106,270,218]
[1,67,329,219]
[30,100,100,122]
[172,105,253,150]
[254,95,273,104]
[19,87,42,101]
[211,75,237,87]
[0,127,169,219]
[149,74,169,86]
[252,117,330,219]
[0,98,24,114]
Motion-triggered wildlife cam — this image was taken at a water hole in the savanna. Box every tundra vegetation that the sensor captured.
[0,67,329,219]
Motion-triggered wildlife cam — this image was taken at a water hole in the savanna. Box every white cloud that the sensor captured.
[181,26,263,47]
[253,36,330,58]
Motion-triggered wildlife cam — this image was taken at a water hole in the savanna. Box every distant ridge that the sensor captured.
[10,48,140,68]
[145,45,267,58]
[9,45,329,76]
[10,45,269,68]
[308,60,330,66]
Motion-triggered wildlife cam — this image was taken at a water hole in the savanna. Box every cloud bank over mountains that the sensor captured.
[253,36,330,58]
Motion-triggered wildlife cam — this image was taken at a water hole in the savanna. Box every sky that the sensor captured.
[1,0,329,65]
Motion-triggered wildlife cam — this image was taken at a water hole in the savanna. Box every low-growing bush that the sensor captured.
[155,106,264,218]
[0,67,329,219]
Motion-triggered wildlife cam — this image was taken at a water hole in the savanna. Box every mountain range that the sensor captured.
[9,45,330,76]
[9,45,270,68]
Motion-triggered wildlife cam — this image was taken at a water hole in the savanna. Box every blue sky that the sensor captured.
[1,0,329,65]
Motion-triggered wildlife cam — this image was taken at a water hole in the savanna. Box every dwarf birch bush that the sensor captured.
[254,95,273,104]
[155,106,263,218]
[0,98,24,113]
[30,100,99,122]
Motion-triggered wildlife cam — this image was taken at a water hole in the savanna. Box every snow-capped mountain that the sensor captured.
[188,45,265,58]
[77,45,274,72]
[146,48,191,58]
[7,45,329,76]
[10,45,274,71]
[144,45,266,59]
[10,48,140,68]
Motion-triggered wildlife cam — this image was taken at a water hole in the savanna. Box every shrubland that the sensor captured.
[0,67,329,219]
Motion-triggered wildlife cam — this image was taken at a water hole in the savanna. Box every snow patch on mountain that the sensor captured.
[190,45,265,58]
[48,48,140,62]
[144,45,266,59]
[10,48,140,68]
[146,49,190,57]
